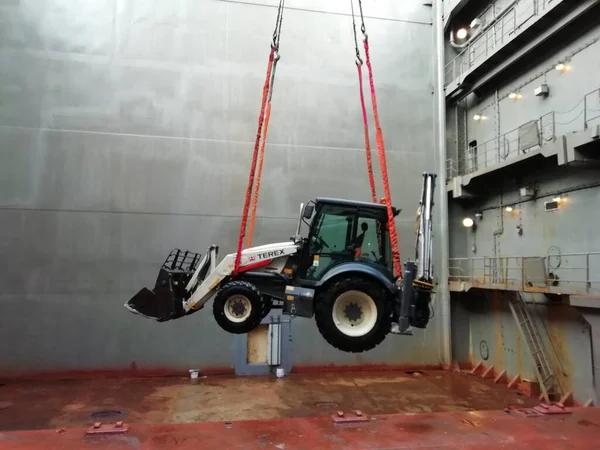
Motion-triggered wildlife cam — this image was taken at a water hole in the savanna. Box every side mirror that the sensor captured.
[303,204,315,219]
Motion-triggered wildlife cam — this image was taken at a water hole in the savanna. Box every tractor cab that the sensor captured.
[295,198,401,283]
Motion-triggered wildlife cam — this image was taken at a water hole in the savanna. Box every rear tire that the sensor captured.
[315,277,392,353]
[213,281,265,334]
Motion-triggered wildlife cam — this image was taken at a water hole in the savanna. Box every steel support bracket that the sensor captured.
[534,403,572,415]
[332,410,370,424]
[85,421,130,435]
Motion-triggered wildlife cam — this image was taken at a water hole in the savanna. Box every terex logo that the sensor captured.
[257,249,285,260]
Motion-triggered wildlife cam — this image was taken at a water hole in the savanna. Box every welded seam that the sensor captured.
[0,206,420,224]
[0,125,427,155]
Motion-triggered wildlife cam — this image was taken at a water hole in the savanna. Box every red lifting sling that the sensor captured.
[234,0,284,274]
[235,0,402,279]
[353,0,402,278]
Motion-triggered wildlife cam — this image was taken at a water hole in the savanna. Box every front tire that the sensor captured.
[213,281,264,334]
[315,277,392,353]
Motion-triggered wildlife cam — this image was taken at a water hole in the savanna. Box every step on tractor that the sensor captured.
[125,173,437,353]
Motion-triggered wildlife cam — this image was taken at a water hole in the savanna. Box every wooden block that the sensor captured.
[247,324,269,364]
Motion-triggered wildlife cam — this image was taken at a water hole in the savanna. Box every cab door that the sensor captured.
[298,203,357,282]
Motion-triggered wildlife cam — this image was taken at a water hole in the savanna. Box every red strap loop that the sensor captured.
[356,62,377,204]
[234,48,276,275]
[363,38,402,278]
[247,101,273,248]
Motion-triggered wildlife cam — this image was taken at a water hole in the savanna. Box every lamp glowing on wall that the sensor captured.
[555,62,566,72]
[509,91,522,100]
[462,217,474,228]
[473,113,487,121]
[505,206,513,212]
[456,28,468,40]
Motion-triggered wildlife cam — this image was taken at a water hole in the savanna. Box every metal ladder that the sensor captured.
[484,257,493,283]
[508,292,558,402]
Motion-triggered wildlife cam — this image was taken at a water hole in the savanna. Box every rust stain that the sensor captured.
[492,291,504,372]
[544,305,574,395]
[0,371,538,432]
[291,363,442,374]
[516,326,523,378]
[4,407,600,449]
[542,221,556,239]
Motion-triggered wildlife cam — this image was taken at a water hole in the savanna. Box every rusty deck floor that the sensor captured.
[1,408,600,449]
[0,370,537,432]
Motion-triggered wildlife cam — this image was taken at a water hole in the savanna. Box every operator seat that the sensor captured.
[354,222,368,257]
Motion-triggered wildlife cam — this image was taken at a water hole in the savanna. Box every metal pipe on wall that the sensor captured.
[434,0,452,367]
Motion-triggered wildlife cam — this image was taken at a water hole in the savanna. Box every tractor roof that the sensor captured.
[315,198,401,217]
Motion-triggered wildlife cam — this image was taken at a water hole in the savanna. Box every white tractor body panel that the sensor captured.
[183,241,300,312]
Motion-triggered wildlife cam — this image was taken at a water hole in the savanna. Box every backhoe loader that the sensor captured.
[125,173,437,353]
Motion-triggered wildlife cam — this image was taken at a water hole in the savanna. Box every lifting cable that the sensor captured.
[354,0,402,278]
[351,0,377,204]
[247,0,285,248]
[234,0,285,274]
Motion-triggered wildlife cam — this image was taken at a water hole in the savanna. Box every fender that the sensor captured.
[316,262,398,294]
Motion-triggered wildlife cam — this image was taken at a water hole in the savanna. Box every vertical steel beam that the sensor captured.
[434,0,451,367]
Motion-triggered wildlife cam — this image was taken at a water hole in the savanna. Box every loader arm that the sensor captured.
[184,242,299,313]
[126,241,300,322]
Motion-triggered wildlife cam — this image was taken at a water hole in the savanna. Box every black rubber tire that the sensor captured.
[315,277,392,353]
[213,281,265,334]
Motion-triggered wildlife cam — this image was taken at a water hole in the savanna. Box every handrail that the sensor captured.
[445,0,555,86]
[448,252,600,295]
[448,88,600,178]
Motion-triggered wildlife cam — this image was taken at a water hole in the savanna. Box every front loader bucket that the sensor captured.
[125,286,175,322]
[125,249,205,322]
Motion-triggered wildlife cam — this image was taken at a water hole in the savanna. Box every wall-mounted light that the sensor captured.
[473,113,487,121]
[505,206,513,212]
[462,217,474,228]
[456,28,468,40]
[555,62,566,72]
[509,91,522,100]
[475,212,483,219]
[552,196,562,202]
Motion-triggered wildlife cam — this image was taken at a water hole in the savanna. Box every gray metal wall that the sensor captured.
[447,10,600,403]
[454,18,600,271]
[0,0,438,375]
